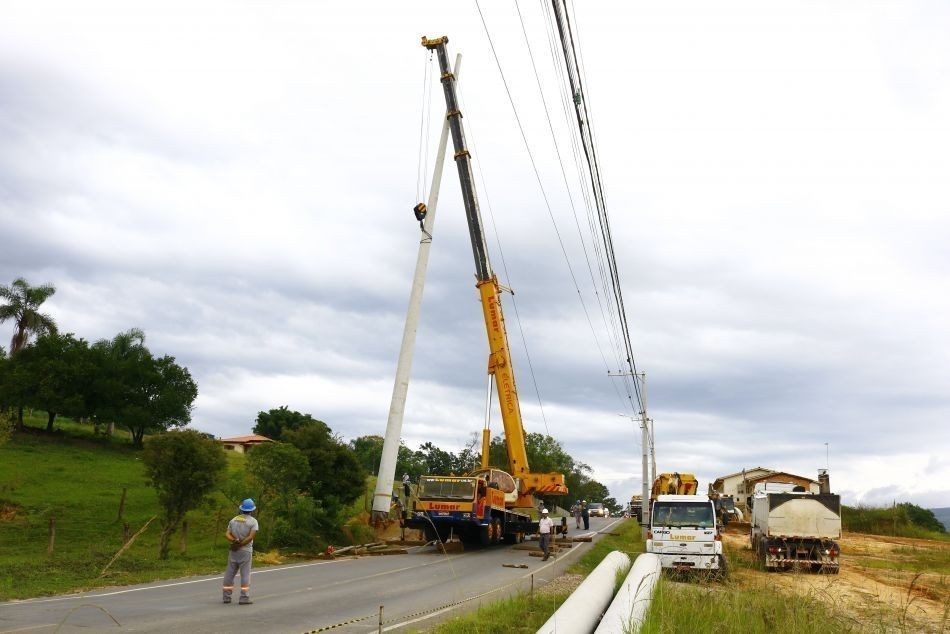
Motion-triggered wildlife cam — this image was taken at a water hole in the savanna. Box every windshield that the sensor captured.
[652,502,715,528]
[417,477,477,501]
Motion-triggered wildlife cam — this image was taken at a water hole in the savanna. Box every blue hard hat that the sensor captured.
[240,498,256,512]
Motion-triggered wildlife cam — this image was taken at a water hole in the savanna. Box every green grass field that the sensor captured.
[0,417,251,599]
[0,413,388,600]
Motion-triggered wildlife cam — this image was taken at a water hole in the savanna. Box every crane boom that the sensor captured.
[422,36,567,506]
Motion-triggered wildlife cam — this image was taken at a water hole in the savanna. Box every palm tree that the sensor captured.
[0,277,58,355]
[92,328,146,436]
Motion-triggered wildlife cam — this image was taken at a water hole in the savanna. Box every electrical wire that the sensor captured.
[547,0,645,418]
[475,0,641,431]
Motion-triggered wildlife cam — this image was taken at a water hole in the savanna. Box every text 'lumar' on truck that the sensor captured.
[750,477,841,574]
[646,494,727,577]
[404,36,568,546]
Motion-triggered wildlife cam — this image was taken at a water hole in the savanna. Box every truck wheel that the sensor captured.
[490,518,502,545]
[479,525,490,547]
[717,554,729,580]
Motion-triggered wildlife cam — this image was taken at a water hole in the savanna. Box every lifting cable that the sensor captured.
[416,50,435,205]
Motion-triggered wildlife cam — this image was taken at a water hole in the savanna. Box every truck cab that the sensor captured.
[647,494,726,576]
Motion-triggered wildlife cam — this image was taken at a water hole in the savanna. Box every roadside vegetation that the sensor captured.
[843,503,949,541]
[423,517,644,633]
[640,573,858,634]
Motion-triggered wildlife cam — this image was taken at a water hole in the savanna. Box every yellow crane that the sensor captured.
[405,36,566,545]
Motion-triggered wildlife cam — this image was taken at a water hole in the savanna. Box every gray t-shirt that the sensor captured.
[228,513,260,553]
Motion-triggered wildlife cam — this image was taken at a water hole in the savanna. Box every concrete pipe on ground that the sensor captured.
[535,550,631,634]
[593,553,662,634]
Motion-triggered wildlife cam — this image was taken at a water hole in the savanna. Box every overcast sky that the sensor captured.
[2,1,948,509]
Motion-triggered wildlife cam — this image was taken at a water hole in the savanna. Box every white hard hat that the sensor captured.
[541,508,549,514]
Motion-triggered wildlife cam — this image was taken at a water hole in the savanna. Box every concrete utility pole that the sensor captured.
[371,55,462,524]
[638,372,649,539]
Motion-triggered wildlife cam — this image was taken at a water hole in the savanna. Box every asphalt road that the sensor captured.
[0,516,623,633]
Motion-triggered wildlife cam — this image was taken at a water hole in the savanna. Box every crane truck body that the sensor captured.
[404,36,568,545]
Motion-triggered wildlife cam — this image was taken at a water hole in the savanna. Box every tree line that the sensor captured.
[0,277,197,445]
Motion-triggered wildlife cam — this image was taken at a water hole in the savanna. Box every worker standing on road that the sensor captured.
[571,500,582,529]
[222,498,259,605]
[581,500,590,530]
[402,473,412,501]
[538,508,554,561]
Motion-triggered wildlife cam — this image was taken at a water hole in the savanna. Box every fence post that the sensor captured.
[180,520,188,554]
[123,522,130,544]
[212,509,221,553]
[378,605,383,633]
[117,487,127,521]
[47,517,55,555]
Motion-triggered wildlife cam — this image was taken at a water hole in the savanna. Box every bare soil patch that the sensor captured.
[722,528,950,633]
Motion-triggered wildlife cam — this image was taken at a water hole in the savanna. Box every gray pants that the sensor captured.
[539,533,551,560]
[223,550,252,599]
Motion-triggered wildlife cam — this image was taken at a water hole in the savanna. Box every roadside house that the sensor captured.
[712,467,819,512]
[218,434,273,454]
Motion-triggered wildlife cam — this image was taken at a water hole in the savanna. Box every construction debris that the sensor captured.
[503,563,529,569]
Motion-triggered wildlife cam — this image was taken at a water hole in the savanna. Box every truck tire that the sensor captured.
[479,524,490,547]
[490,518,502,545]
[757,538,768,570]
[717,554,729,580]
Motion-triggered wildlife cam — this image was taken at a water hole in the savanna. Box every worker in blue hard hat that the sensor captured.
[222,498,259,605]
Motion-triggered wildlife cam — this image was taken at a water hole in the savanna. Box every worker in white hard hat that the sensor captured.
[538,508,554,561]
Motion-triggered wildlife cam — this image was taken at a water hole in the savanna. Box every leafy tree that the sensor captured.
[602,497,620,514]
[899,503,946,533]
[253,406,324,441]
[414,441,455,475]
[89,329,148,435]
[0,277,57,355]
[349,435,385,475]
[15,333,93,431]
[89,330,197,446]
[452,433,482,474]
[142,429,227,559]
[283,421,365,516]
[0,278,58,428]
[247,442,309,512]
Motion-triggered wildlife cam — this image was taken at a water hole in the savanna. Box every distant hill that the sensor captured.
[930,507,950,531]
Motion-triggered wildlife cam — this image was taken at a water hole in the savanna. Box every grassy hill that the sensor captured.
[0,420,250,599]
[0,414,386,600]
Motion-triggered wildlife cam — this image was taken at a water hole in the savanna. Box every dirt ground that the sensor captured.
[722,525,950,632]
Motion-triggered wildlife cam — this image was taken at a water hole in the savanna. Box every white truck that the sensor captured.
[750,482,841,573]
[647,494,726,577]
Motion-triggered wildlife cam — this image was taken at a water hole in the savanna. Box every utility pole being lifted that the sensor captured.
[370,54,462,525]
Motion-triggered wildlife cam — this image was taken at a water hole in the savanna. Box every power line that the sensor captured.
[475,0,638,422]
[547,0,645,417]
